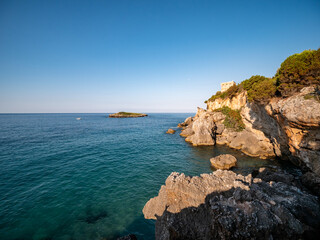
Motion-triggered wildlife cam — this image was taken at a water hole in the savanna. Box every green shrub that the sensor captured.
[207,85,240,102]
[118,112,142,115]
[275,49,320,96]
[205,49,320,104]
[241,75,277,102]
[214,106,245,132]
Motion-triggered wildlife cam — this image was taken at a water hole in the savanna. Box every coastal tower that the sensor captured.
[221,81,236,92]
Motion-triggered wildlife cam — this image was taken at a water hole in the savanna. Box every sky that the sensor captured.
[0,0,319,113]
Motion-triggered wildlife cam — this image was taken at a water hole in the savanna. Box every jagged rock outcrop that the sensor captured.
[205,86,320,175]
[177,117,193,128]
[143,169,320,240]
[206,91,247,110]
[181,108,225,146]
[267,86,320,175]
[210,154,237,170]
[166,129,176,134]
[179,107,276,158]
[217,128,275,158]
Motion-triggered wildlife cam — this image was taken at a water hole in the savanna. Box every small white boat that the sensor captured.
[76,118,81,120]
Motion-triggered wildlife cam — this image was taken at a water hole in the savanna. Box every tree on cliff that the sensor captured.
[275,48,320,97]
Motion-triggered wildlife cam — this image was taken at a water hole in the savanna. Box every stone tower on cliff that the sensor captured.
[221,81,236,92]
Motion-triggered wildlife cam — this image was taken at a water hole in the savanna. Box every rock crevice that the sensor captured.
[143,169,320,240]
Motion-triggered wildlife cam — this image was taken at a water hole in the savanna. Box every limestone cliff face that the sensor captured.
[206,91,247,110]
[206,86,320,175]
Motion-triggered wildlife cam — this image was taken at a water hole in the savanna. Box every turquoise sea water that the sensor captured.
[0,113,284,240]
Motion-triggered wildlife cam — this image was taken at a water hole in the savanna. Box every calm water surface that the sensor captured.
[0,113,285,240]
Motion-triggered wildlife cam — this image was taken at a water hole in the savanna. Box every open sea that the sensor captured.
[0,113,286,240]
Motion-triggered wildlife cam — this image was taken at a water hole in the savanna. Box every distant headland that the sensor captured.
[108,112,148,118]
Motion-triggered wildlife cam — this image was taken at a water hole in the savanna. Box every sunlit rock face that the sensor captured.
[179,106,276,159]
[143,169,320,240]
[267,86,320,175]
[204,86,320,176]
[207,91,247,111]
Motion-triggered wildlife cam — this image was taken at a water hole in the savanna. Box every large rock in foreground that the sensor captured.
[143,169,320,240]
[210,154,237,170]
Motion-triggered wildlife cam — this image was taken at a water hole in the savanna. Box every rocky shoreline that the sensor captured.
[142,85,320,239]
[142,48,320,240]
[143,168,320,239]
[178,86,320,174]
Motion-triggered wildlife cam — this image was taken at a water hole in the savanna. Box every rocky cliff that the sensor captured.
[143,168,320,239]
[143,49,320,240]
[179,86,320,176]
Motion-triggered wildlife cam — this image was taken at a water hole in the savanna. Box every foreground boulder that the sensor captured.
[143,169,320,240]
[166,129,176,134]
[210,154,237,170]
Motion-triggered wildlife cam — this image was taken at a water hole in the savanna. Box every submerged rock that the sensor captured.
[166,129,176,134]
[79,209,108,224]
[143,169,320,240]
[210,154,237,170]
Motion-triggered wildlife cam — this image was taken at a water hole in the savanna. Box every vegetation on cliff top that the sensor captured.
[275,49,320,97]
[206,48,320,103]
[242,75,277,102]
[214,106,245,132]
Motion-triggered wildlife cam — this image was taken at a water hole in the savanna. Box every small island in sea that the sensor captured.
[108,112,148,118]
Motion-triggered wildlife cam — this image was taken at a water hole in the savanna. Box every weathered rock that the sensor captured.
[227,130,275,158]
[179,125,194,137]
[177,116,193,128]
[179,107,277,158]
[301,171,320,197]
[268,86,320,175]
[207,91,247,111]
[182,108,226,146]
[185,118,215,146]
[215,123,224,135]
[252,167,301,186]
[184,117,193,126]
[206,86,320,176]
[166,129,176,134]
[143,170,320,240]
[210,154,237,170]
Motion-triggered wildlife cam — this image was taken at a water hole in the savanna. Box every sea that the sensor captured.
[0,113,288,240]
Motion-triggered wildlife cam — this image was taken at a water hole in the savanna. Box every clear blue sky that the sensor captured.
[0,0,319,113]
